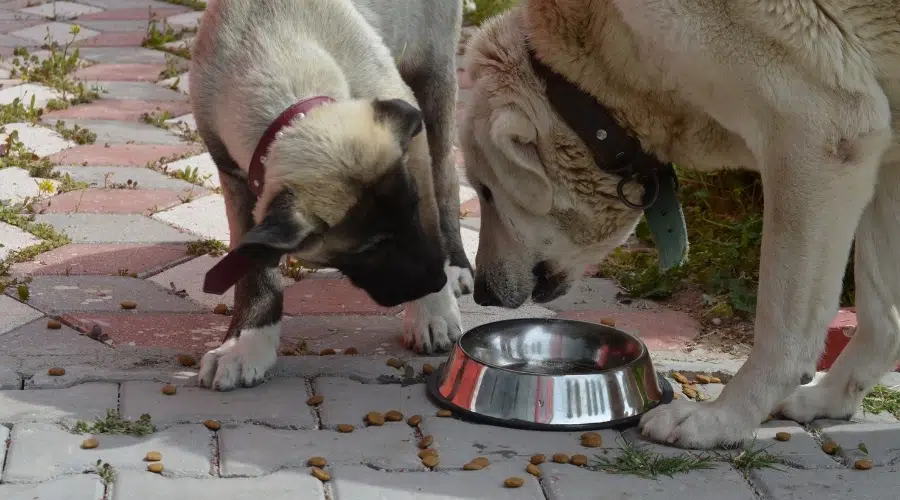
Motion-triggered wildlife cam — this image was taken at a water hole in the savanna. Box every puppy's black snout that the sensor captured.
[533,261,551,279]
[473,278,502,307]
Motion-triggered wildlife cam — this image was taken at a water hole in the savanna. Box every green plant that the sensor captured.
[464,0,517,26]
[93,459,116,485]
[161,0,207,10]
[140,108,173,128]
[16,283,29,301]
[159,52,183,79]
[592,438,715,479]
[71,409,156,436]
[52,120,97,145]
[861,384,900,420]
[186,239,228,257]
[720,439,783,477]
[0,200,72,292]
[172,165,211,185]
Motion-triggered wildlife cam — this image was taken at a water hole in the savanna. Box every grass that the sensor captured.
[93,460,116,486]
[71,409,156,436]
[861,384,900,419]
[592,439,715,479]
[142,18,192,59]
[186,238,228,257]
[721,440,783,477]
[140,108,202,144]
[464,0,517,26]
[160,0,207,10]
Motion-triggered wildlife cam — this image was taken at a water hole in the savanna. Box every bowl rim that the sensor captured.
[456,317,650,375]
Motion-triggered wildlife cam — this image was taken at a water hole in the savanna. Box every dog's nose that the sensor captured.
[473,278,502,307]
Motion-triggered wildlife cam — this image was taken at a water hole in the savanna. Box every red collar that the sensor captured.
[247,96,336,197]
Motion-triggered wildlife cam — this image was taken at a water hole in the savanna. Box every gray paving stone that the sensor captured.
[815,421,900,466]
[0,364,19,390]
[26,365,200,389]
[43,118,185,145]
[544,276,660,312]
[272,356,445,384]
[0,294,43,335]
[120,378,317,429]
[78,0,175,8]
[0,474,105,500]
[161,152,218,189]
[541,462,757,500]
[10,21,100,44]
[166,11,203,30]
[19,1,103,20]
[4,423,213,482]
[0,83,61,108]
[750,466,899,499]
[460,216,480,231]
[0,165,56,204]
[0,423,9,480]
[92,81,187,101]
[75,20,158,33]
[0,318,111,357]
[754,420,843,469]
[55,165,198,191]
[158,71,189,94]
[0,34,38,48]
[0,382,118,424]
[72,46,170,65]
[34,213,196,244]
[418,416,617,469]
[219,424,422,476]
[332,463,545,499]
[456,293,556,331]
[314,377,441,427]
[12,275,204,314]
[110,469,327,500]
[152,194,230,241]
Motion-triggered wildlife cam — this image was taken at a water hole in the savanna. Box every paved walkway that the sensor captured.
[0,1,898,499]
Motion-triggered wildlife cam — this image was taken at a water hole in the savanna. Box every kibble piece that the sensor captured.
[436,410,452,418]
[203,420,221,431]
[422,455,439,468]
[147,463,164,474]
[145,451,162,462]
[526,463,542,477]
[695,374,712,384]
[307,457,327,467]
[176,354,196,367]
[570,454,588,466]
[306,395,325,406]
[681,385,698,399]
[81,438,99,449]
[120,300,137,310]
[504,477,525,488]
[672,393,680,399]
[407,415,422,427]
[422,363,435,375]
[463,462,484,471]
[336,424,355,433]
[471,457,490,467]
[599,317,616,327]
[530,454,546,465]
[47,319,62,329]
[385,410,404,422]
[762,415,774,424]
[344,347,359,355]
[161,384,177,395]
[672,372,690,385]
[774,432,792,442]
[48,367,66,376]
[319,348,337,356]
[418,449,438,459]
[311,467,331,481]
[709,376,722,384]
[386,358,404,368]
[418,435,434,449]
[213,304,228,315]
[822,440,840,455]
[552,453,569,464]
[855,459,873,470]
[581,434,602,448]
[365,411,385,426]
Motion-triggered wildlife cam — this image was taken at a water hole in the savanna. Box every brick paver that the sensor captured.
[0,2,894,499]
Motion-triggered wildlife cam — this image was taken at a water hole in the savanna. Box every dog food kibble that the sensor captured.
[526,463,542,477]
[504,477,525,488]
[385,410,404,422]
[695,374,713,384]
[463,462,485,471]
[306,395,324,406]
[418,449,437,459]
[422,455,439,468]
[344,347,359,355]
[120,300,137,310]
[422,363,435,375]
[147,463,164,474]
[365,412,385,426]
[161,384,177,395]
[311,467,331,482]
[530,454,546,465]
[599,317,616,327]
[386,358,404,368]
[672,393,680,399]
[203,420,221,431]
[822,440,840,455]
[307,457,327,467]
[336,424,355,433]
[472,457,490,467]
[709,376,722,384]
[176,354,196,367]
[774,432,791,442]
[319,348,337,356]
[213,304,228,315]
[48,367,66,376]
[407,415,422,427]
[145,451,162,462]
[47,319,62,329]
[418,435,434,449]
[81,438,99,449]
[581,434,602,448]
[681,385,698,399]
[855,458,874,470]
[570,454,588,466]
[436,410,452,417]
[552,453,569,464]
[672,372,690,385]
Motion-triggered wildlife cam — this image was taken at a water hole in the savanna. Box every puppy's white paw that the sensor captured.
[638,400,756,449]
[403,279,462,354]
[449,265,474,297]
[776,381,858,423]
[198,323,280,391]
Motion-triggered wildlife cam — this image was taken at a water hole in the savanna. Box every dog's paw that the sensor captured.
[449,265,474,297]
[638,400,756,449]
[776,381,857,423]
[403,282,462,354]
[198,323,280,391]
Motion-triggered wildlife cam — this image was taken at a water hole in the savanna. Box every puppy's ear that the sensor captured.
[234,192,319,266]
[373,98,424,150]
[488,107,552,214]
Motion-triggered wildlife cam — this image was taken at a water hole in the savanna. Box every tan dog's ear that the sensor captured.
[488,107,552,214]
[373,98,424,151]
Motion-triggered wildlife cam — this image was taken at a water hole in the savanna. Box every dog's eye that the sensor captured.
[480,185,493,203]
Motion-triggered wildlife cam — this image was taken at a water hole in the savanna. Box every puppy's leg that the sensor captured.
[778,159,900,422]
[197,140,283,391]
[640,121,892,448]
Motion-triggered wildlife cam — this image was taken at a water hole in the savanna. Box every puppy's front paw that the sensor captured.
[449,265,474,297]
[638,400,757,449]
[403,282,462,354]
[776,381,858,423]
[198,324,280,391]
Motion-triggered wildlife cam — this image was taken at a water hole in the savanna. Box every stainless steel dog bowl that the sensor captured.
[427,318,673,430]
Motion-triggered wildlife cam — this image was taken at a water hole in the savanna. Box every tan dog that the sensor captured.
[460,0,899,448]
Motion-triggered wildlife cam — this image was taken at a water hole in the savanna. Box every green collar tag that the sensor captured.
[642,168,688,271]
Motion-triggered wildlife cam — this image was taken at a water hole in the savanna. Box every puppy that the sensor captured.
[189,0,473,391]
[460,0,899,449]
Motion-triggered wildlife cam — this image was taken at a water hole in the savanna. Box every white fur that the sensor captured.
[198,323,280,391]
[404,263,464,353]
[449,265,474,297]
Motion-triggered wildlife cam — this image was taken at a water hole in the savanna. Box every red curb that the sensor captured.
[556,309,700,351]
[9,243,190,277]
[283,279,403,316]
[460,197,480,217]
[49,144,203,166]
[76,31,147,48]
[77,7,191,21]
[74,63,168,82]
[34,188,189,214]
[43,100,192,122]
[280,315,406,355]
[62,312,229,353]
